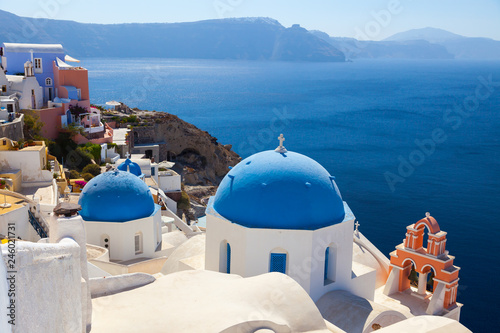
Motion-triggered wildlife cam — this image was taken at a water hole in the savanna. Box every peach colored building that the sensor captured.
[31,59,112,144]
[383,213,462,319]
[1,43,112,144]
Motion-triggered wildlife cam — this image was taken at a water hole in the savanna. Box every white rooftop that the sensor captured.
[2,43,64,54]
[112,128,129,145]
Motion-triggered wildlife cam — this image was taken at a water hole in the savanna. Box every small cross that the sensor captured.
[355,221,360,235]
[426,212,431,218]
[125,152,130,159]
[278,134,285,148]
[275,134,288,153]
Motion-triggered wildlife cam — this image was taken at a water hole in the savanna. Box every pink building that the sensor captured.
[32,56,112,144]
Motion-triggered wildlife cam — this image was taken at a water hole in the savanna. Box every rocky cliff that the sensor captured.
[0,11,345,62]
[127,112,240,186]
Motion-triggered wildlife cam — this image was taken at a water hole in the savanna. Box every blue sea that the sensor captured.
[85,58,500,332]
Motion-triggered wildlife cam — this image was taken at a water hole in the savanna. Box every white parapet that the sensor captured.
[0,239,83,332]
[49,214,92,333]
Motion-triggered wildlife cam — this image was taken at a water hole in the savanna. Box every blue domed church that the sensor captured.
[79,166,162,262]
[205,136,377,301]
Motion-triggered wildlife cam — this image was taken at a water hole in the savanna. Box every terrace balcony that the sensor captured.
[81,122,105,134]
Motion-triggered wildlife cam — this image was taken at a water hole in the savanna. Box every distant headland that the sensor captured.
[1,9,499,61]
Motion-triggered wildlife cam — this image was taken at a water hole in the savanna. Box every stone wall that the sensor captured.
[0,114,24,141]
[131,126,157,145]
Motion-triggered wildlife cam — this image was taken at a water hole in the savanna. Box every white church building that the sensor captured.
[205,139,376,301]
[78,165,162,262]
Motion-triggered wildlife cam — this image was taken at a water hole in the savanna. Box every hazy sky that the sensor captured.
[1,0,499,40]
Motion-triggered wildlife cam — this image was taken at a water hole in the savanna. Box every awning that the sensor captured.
[56,57,73,68]
[64,55,81,63]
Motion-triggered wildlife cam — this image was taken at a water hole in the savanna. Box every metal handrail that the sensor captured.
[28,210,48,239]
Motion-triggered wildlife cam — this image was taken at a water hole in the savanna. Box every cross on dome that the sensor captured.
[125,152,131,159]
[275,134,288,153]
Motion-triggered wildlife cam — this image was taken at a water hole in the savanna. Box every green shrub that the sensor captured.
[48,132,77,162]
[122,115,138,123]
[71,148,94,170]
[82,173,94,182]
[177,191,191,211]
[82,164,101,177]
[22,111,44,140]
[106,143,117,150]
[79,143,101,163]
[69,170,80,179]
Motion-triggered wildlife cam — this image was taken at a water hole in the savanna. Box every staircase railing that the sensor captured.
[28,210,48,239]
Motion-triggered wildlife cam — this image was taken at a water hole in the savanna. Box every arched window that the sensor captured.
[134,232,143,254]
[421,264,437,293]
[269,249,287,274]
[324,243,337,285]
[226,243,231,274]
[45,77,52,86]
[324,247,330,281]
[66,109,72,125]
[219,240,231,274]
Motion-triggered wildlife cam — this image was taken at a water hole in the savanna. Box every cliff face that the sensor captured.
[272,25,345,62]
[129,113,240,186]
[0,11,345,62]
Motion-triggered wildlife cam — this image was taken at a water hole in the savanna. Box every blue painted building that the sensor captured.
[1,43,65,105]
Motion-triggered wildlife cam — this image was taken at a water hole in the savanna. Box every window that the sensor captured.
[226,243,231,274]
[219,240,231,274]
[151,167,155,176]
[134,233,143,254]
[324,244,337,285]
[270,253,287,274]
[324,247,330,281]
[1,85,6,93]
[45,77,52,86]
[34,58,42,73]
[77,89,81,101]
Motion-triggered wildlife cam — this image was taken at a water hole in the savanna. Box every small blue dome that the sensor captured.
[117,159,142,177]
[213,150,345,230]
[79,170,155,222]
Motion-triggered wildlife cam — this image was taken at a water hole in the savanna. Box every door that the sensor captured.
[31,89,36,109]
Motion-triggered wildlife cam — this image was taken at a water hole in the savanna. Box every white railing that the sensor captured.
[84,122,105,134]
[157,188,202,237]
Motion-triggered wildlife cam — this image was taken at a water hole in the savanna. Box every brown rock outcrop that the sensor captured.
[129,112,240,186]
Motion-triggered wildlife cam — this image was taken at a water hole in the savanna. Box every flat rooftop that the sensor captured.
[112,128,129,145]
[19,145,44,152]
[0,193,25,216]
